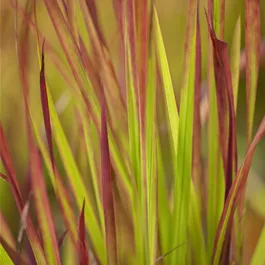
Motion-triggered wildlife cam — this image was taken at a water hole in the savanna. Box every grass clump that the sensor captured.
[0,1,264,265]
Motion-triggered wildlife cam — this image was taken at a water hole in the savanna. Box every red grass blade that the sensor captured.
[211,116,265,265]
[84,0,106,47]
[58,230,68,249]
[192,5,203,197]
[101,89,118,265]
[0,124,24,211]
[136,0,149,133]
[40,40,55,171]
[205,11,237,199]
[66,0,79,43]
[205,9,238,264]
[78,201,90,265]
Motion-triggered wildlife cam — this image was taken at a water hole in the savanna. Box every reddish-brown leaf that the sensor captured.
[0,125,24,210]
[212,116,265,265]
[84,0,106,47]
[205,10,238,264]
[40,40,55,171]
[78,200,90,265]
[137,0,149,134]
[192,5,203,197]
[58,230,68,249]
[205,11,237,199]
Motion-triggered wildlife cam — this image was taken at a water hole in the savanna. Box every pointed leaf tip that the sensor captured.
[78,200,90,265]
[40,39,54,171]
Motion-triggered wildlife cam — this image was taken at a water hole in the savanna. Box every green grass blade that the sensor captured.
[0,244,14,265]
[29,107,78,245]
[171,1,197,264]
[188,184,207,265]
[79,109,104,232]
[145,39,157,265]
[46,87,106,264]
[157,136,171,262]
[250,224,265,265]
[154,8,179,155]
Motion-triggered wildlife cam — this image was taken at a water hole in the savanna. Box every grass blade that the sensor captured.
[29,146,62,265]
[0,125,46,265]
[40,41,54,170]
[101,90,118,265]
[0,244,14,265]
[78,201,90,265]
[0,237,30,265]
[154,7,179,155]
[157,136,171,261]
[171,1,197,264]
[122,2,145,264]
[30,108,78,246]
[145,33,157,265]
[192,4,203,204]
[206,10,238,263]
[250,223,265,265]
[206,1,226,259]
[230,16,241,112]
[211,117,265,265]
[245,0,260,145]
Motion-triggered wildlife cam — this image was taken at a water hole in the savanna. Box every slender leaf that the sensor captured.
[211,117,265,265]
[40,40,55,170]
[154,7,179,155]
[0,244,14,265]
[101,90,118,265]
[245,0,260,145]
[29,146,62,265]
[250,223,265,265]
[206,1,226,259]
[230,16,241,112]
[145,33,157,265]
[171,1,197,264]
[78,201,90,265]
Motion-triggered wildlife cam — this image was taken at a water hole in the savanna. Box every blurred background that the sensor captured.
[0,0,264,264]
